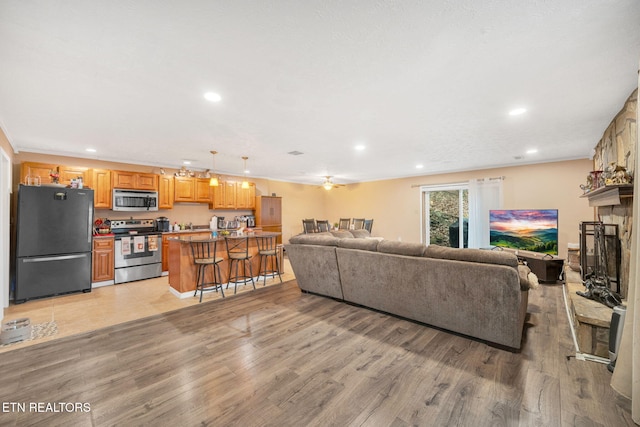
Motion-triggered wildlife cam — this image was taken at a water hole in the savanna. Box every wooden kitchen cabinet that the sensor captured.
[236,182,256,209]
[159,175,174,209]
[20,162,59,185]
[209,180,256,210]
[210,181,237,209]
[174,177,195,202]
[58,166,89,186]
[112,170,158,191]
[89,169,112,209]
[174,177,210,203]
[255,196,282,244]
[195,178,212,202]
[92,236,115,283]
[162,231,212,271]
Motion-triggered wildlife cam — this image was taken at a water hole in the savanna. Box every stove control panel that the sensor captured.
[110,219,155,230]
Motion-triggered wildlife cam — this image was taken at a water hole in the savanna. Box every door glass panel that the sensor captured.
[426,189,468,248]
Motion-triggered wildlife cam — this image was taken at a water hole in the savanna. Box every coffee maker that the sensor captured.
[246,215,256,227]
[155,216,171,232]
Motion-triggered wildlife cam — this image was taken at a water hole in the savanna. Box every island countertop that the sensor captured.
[167,232,282,295]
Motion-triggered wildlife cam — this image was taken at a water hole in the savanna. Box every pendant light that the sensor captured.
[241,156,249,189]
[209,150,219,187]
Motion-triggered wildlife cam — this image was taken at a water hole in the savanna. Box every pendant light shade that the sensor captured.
[241,156,249,189]
[209,150,220,186]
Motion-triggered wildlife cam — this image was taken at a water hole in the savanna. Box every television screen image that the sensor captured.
[489,209,559,255]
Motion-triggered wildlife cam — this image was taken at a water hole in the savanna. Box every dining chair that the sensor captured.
[316,220,330,232]
[353,218,365,230]
[302,218,317,233]
[338,218,351,230]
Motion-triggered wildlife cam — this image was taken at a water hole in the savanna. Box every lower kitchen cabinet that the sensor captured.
[92,236,115,283]
[161,231,212,272]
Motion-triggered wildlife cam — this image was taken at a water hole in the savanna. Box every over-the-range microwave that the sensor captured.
[112,189,158,211]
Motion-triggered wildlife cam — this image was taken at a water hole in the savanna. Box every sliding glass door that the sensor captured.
[422,184,468,248]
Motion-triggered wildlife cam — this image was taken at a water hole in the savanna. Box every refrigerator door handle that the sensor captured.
[88,206,94,243]
[23,254,88,263]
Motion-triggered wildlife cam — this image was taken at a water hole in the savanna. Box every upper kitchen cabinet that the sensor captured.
[112,170,158,191]
[174,177,211,203]
[158,175,174,209]
[58,165,90,186]
[89,169,112,209]
[210,181,237,209]
[209,180,256,210]
[21,161,89,186]
[236,182,256,210]
[21,162,62,186]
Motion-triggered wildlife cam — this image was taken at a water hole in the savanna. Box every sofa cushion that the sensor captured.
[337,237,379,251]
[350,229,371,239]
[423,245,518,268]
[377,240,426,257]
[289,233,340,246]
[330,230,354,239]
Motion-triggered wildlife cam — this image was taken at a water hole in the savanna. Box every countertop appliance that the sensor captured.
[155,216,170,232]
[112,189,158,212]
[14,184,94,303]
[246,215,256,228]
[111,219,162,284]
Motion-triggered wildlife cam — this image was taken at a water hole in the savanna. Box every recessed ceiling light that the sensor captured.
[204,92,222,102]
[183,160,191,165]
[416,164,424,169]
[354,144,366,151]
[86,148,96,153]
[526,149,538,154]
[508,108,527,116]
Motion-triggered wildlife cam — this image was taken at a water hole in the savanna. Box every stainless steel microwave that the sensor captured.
[112,189,158,211]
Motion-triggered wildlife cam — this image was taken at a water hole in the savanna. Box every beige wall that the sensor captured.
[322,159,595,259]
[12,151,594,259]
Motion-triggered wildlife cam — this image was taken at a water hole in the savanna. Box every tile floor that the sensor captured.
[1,259,295,353]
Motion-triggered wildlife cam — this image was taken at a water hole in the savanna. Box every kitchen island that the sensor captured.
[167,231,282,297]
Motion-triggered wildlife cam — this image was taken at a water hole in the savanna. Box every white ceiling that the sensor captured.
[1,1,639,186]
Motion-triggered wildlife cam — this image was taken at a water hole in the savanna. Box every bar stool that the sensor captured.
[255,234,283,286]
[189,239,224,303]
[225,235,256,294]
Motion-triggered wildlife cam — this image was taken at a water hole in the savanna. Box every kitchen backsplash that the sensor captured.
[95,204,254,228]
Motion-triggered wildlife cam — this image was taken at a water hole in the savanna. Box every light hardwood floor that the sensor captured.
[0,277,634,426]
[1,260,295,354]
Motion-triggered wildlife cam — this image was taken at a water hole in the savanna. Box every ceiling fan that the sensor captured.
[320,176,344,190]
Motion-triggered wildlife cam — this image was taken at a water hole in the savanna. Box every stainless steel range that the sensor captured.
[111,219,162,284]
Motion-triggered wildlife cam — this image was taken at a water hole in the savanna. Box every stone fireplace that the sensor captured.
[591,88,636,299]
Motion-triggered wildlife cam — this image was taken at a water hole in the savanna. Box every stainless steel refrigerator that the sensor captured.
[15,184,94,303]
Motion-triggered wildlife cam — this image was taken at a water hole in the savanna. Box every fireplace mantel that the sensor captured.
[580,184,633,207]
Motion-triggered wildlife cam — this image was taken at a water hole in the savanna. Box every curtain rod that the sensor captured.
[410,176,505,188]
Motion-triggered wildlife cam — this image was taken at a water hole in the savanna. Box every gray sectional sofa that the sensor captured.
[285,230,532,349]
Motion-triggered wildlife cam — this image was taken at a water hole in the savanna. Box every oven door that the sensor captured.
[115,234,162,267]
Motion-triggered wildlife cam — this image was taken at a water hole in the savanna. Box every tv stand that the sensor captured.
[514,251,565,283]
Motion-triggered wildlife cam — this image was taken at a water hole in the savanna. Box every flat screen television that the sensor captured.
[489,209,559,255]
